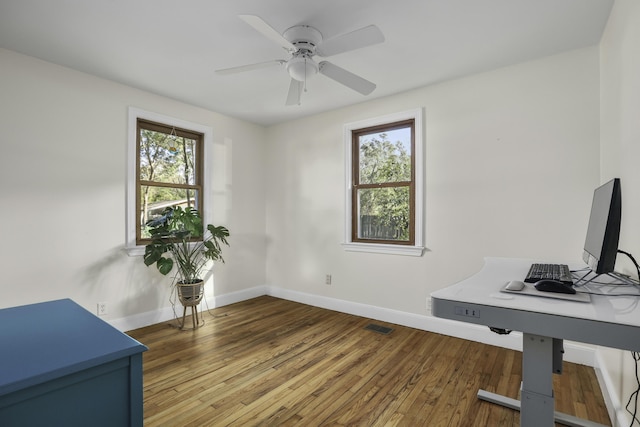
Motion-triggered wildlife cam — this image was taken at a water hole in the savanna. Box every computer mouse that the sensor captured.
[534,280,576,294]
[505,280,525,291]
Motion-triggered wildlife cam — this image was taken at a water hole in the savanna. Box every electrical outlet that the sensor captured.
[97,302,108,316]
[325,274,332,285]
[425,297,432,315]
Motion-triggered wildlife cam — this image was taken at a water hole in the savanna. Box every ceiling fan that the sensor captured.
[216,15,385,106]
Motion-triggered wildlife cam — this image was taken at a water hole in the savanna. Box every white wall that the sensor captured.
[265,46,600,317]
[0,48,267,322]
[598,1,640,425]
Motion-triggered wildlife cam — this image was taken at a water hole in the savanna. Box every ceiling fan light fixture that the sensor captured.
[286,55,318,82]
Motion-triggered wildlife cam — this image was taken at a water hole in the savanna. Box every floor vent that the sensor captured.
[364,323,394,335]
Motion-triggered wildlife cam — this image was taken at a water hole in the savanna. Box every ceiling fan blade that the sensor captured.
[285,79,303,106]
[316,25,384,57]
[318,61,376,95]
[215,59,285,75]
[239,15,295,52]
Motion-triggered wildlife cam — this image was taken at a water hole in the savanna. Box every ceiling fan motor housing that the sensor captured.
[283,25,323,52]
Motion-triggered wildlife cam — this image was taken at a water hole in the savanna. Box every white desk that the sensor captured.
[431,258,640,427]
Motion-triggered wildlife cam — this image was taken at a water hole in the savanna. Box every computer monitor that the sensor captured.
[582,178,621,274]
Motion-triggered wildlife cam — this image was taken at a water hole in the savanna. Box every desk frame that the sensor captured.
[431,258,640,427]
[477,334,606,427]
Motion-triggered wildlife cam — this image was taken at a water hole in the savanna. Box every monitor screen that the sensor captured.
[582,178,621,274]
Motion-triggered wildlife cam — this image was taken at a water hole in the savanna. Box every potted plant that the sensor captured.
[143,206,230,327]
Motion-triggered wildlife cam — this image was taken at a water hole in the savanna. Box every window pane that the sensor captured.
[358,127,412,184]
[357,187,410,241]
[139,186,199,239]
[139,129,198,185]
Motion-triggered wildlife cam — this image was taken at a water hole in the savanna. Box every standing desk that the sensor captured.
[0,299,148,426]
[431,258,640,427]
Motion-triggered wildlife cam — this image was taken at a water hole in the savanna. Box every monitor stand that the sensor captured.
[573,270,637,287]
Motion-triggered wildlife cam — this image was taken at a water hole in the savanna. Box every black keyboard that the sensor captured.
[524,263,573,285]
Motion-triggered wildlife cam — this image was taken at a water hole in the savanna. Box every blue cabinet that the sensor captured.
[0,299,147,426]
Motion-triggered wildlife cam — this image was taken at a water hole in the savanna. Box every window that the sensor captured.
[343,109,424,256]
[126,108,213,255]
[352,120,415,244]
[136,119,203,244]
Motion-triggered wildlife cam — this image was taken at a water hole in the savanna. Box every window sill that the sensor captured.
[341,242,424,256]
[125,246,145,257]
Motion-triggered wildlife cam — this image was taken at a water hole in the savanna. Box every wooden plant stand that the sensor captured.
[177,281,204,329]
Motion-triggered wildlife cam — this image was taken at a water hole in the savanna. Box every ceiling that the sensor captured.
[0,0,613,126]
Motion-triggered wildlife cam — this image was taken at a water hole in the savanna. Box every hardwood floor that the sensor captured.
[127,296,610,426]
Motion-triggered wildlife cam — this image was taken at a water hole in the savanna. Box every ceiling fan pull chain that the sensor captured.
[304,57,308,92]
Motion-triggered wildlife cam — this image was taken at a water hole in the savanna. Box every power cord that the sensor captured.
[619,250,640,282]
[618,250,640,427]
[627,351,640,426]
[573,251,640,425]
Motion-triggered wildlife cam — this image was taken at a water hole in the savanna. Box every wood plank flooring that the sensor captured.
[126,296,610,426]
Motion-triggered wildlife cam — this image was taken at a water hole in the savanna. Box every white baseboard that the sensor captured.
[267,286,595,366]
[210,285,269,308]
[594,349,630,427]
[109,305,177,332]
[108,285,268,331]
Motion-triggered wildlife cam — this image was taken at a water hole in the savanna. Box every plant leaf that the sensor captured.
[157,257,174,275]
[143,249,162,266]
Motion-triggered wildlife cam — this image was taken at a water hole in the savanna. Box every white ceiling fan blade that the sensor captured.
[316,25,384,57]
[215,60,285,75]
[285,79,303,106]
[239,15,295,52]
[318,61,376,95]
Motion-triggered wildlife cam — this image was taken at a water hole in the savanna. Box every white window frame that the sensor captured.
[342,108,424,256]
[125,107,213,256]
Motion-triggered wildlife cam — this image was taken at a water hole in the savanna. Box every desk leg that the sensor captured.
[521,333,555,426]
[477,333,608,427]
